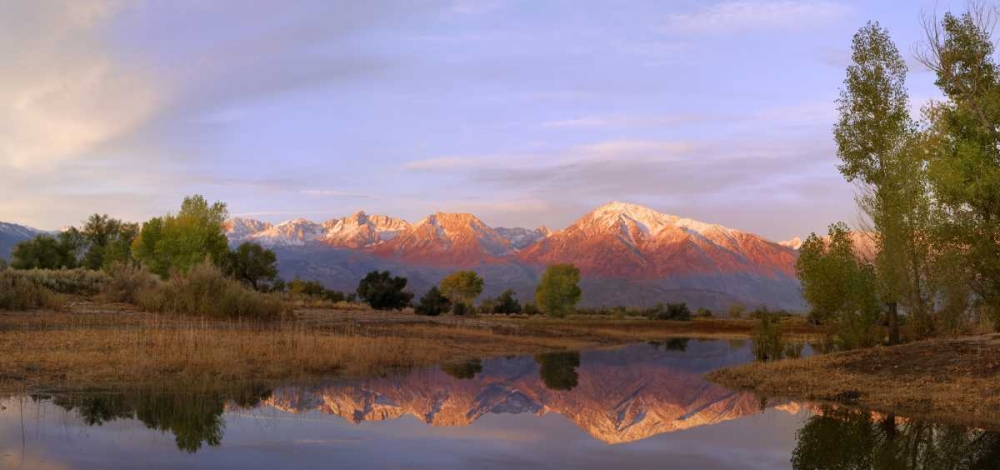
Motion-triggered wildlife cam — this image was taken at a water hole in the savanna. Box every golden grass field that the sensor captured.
[1,301,821,393]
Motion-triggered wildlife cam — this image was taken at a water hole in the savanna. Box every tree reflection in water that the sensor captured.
[441,359,483,380]
[792,406,1000,469]
[534,351,580,391]
[47,383,272,453]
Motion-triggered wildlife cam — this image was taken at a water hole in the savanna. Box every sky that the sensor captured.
[0,0,954,241]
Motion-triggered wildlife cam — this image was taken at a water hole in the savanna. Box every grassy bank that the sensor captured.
[707,334,1000,428]
[0,302,820,393]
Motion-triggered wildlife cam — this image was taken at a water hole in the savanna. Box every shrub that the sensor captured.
[289,279,346,302]
[646,302,692,321]
[751,310,784,361]
[0,268,65,310]
[728,302,746,319]
[137,262,286,321]
[103,262,159,304]
[522,302,541,315]
[452,302,471,316]
[415,287,451,316]
[356,271,413,311]
[696,308,713,318]
[13,269,109,296]
[492,289,522,315]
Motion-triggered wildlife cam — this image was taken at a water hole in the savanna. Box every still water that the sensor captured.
[1,339,997,469]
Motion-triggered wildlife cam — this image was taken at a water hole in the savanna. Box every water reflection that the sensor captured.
[793,407,1000,469]
[1,341,998,469]
[43,383,271,453]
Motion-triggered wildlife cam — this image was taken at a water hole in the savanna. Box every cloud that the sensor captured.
[541,114,716,129]
[400,135,854,238]
[663,1,851,34]
[299,189,376,199]
[0,0,160,170]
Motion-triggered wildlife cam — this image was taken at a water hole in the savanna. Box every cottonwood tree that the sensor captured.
[535,264,582,318]
[834,22,931,343]
[918,4,1000,325]
[439,270,484,307]
[132,195,230,278]
[797,223,881,349]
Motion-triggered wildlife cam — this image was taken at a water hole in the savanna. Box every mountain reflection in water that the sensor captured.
[1,340,998,470]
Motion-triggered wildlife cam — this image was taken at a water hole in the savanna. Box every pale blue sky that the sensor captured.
[0,0,950,240]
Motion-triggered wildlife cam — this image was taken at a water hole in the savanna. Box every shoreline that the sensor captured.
[706,334,1000,429]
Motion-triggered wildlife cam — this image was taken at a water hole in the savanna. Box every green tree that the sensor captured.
[79,214,122,270]
[728,302,746,319]
[918,8,1000,326]
[132,196,230,277]
[492,288,522,314]
[835,21,931,344]
[797,223,881,349]
[415,286,451,316]
[10,234,79,270]
[223,242,279,291]
[439,270,485,307]
[356,270,413,310]
[535,264,582,318]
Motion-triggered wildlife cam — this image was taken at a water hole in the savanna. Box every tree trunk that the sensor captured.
[887,301,900,345]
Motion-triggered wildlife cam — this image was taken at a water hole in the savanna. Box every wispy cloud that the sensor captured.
[299,189,376,199]
[541,113,715,129]
[663,1,851,34]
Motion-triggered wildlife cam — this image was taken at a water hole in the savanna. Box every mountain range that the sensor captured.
[264,342,805,444]
[226,202,805,310]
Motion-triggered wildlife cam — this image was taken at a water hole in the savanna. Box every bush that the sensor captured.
[12,269,109,296]
[137,262,286,321]
[696,308,713,318]
[289,279,346,302]
[0,269,65,310]
[751,310,784,361]
[646,302,692,321]
[492,289,522,315]
[522,302,541,315]
[415,287,451,316]
[103,262,159,304]
[452,302,471,316]
[728,302,746,319]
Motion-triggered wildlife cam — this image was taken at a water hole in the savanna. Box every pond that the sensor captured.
[1,339,997,469]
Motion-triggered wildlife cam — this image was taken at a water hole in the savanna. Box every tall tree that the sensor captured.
[535,264,582,318]
[132,195,230,277]
[439,270,484,307]
[918,6,1000,325]
[834,22,930,343]
[223,242,279,291]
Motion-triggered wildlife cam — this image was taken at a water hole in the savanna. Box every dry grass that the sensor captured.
[707,334,1000,428]
[0,301,822,394]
